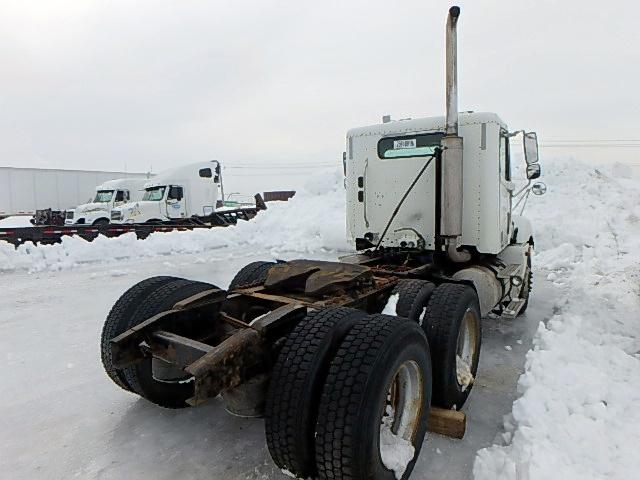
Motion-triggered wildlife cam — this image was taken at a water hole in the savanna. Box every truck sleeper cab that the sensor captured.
[65,178,146,225]
[346,112,512,255]
[110,161,222,224]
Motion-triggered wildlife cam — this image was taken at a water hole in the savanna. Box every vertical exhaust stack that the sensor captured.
[441,6,469,262]
[445,6,461,137]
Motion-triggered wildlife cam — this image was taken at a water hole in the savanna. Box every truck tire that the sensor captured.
[228,261,276,290]
[92,218,109,226]
[265,307,366,478]
[391,279,436,322]
[422,283,481,409]
[100,276,180,392]
[315,315,432,480]
[120,278,219,408]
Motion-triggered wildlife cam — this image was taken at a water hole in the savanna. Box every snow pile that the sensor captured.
[474,159,640,479]
[380,405,415,480]
[382,293,400,315]
[0,216,32,227]
[456,354,474,392]
[0,168,349,272]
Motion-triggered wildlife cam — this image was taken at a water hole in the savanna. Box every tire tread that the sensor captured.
[100,276,178,391]
[315,314,426,480]
[265,307,363,477]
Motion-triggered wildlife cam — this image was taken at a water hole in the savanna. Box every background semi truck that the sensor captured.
[110,161,225,224]
[0,166,149,218]
[64,178,149,226]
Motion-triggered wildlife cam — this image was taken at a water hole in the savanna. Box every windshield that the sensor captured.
[94,190,114,203]
[142,186,166,201]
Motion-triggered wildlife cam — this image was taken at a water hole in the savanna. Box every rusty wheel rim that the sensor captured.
[380,360,424,448]
[455,308,479,390]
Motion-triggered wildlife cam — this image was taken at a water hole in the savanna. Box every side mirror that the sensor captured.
[532,182,547,195]
[524,132,539,165]
[526,163,541,180]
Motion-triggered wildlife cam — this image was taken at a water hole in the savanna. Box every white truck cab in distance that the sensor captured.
[110,161,223,224]
[65,178,147,225]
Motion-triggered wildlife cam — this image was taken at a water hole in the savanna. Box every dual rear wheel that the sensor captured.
[266,281,482,479]
[266,308,431,480]
[391,280,482,409]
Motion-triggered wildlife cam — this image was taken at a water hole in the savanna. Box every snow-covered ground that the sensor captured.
[1,159,638,479]
[475,161,640,479]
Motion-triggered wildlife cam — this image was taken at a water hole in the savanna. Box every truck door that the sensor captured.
[166,186,186,219]
[499,132,512,247]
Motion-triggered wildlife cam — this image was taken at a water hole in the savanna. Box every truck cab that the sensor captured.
[345,112,519,255]
[65,178,147,225]
[111,161,222,224]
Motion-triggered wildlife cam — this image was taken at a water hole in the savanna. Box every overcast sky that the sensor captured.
[1,0,639,173]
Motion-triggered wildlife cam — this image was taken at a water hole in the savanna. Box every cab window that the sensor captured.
[94,190,114,203]
[142,186,166,201]
[378,133,444,159]
[168,186,183,201]
[500,133,511,181]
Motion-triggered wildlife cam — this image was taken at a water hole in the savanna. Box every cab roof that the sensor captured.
[96,177,149,190]
[347,112,506,138]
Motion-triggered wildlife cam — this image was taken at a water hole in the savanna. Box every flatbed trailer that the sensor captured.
[0,202,263,247]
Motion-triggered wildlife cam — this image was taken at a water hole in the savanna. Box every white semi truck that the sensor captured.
[100,6,546,480]
[110,161,223,224]
[65,178,148,226]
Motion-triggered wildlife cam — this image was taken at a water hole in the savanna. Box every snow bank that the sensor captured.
[0,169,349,273]
[474,159,640,479]
[0,216,32,227]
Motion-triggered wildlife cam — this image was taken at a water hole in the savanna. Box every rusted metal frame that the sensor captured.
[110,288,226,368]
[240,289,317,306]
[220,292,287,325]
[319,276,397,308]
[218,311,250,329]
[251,304,307,340]
[234,275,397,308]
[185,304,307,406]
[185,328,264,406]
[146,331,213,367]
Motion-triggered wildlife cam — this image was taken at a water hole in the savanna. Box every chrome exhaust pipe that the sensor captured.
[445,6,460,136]
[441,6,467,261]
